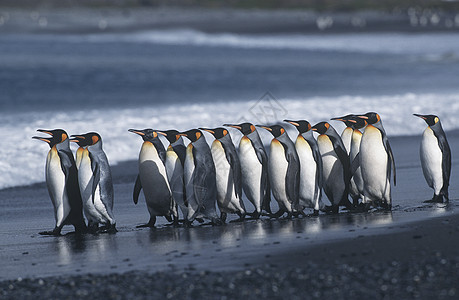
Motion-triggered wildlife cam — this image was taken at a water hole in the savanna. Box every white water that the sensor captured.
[1,93,458,189]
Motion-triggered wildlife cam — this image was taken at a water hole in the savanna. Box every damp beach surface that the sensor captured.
[1,132,459,298]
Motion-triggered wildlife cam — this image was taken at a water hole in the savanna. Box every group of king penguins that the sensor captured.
[33,112,451,235]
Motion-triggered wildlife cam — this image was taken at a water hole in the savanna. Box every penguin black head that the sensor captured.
[284,119,312,134]
[223,122,256,136]
[413,114,440,127]
[256,125,286,138]
[357,112,381,125]
[331,114,356,128]
[157,129,181,144]
[70,132,102,147]
[179,129,203,142]
[128,129,159,141]
[311,122,330,135]
[199,127,229,140]
[32,129,69,148]
[348,116,367,130]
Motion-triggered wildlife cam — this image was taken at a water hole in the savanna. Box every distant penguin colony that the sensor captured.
[33,112,452,234]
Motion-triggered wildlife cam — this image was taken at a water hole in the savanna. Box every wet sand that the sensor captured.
[0,131,458,298]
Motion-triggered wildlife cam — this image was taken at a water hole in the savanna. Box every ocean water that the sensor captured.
[1,30,459,189]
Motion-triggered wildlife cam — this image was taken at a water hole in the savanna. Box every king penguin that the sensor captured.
[157,129,188,220]
[331,114,355,154]
[129,129,177,227]
[413,114,451,203]
[223,122,271,218]
[356,112,396,210]
[33,129,87,235]
[200,127,246,222]
[331,115,366,206]
[311,122,352,213]
[70,133,116,233]
[179,129,221,226]
[284,120,324,215]
[257,124,300,218]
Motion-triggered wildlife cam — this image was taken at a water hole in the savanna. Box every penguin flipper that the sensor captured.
[90,154,101,204]
[350,153,360,177]
[222,142,243,199]
[133,174,142,205]
[330,136,351,185]
[436,130,451,200]
[383,135,396,186]
[280,141,300,208]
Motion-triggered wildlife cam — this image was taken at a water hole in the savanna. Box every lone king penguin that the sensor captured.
[413,114,451,203]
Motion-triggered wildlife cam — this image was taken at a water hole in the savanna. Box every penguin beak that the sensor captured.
[128,129,145,136]
[356,115,369,120]
[178,132,187,137]
[37,129,54,136]
[199,128,215,134]
[256,125,272,131]
[223,124,242,130]
[330,117,345,122]
[69,135,85,143]
[32,136,51,143]
[413,114,427,120]
[284,120,299,127]
[347,119,357,123]
[156,131,168,137]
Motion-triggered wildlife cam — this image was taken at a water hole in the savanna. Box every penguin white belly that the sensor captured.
[239,136,263,212]
[184,144,200,220]
[78,150,104,224]
[139,142,172,216]
[360,126,390,202]
[46,147,71,228]
[296,137,317,208]
[269,139,291,212]
[350,131,364,200]
[165,148,186,218]
[317,135,345,205]
[211,140,242,213]
[420,127,443,194]
[341,127,353,154]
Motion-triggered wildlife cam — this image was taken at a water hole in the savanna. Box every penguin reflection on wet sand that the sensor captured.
[331,115,366,205]
[200,127,246,222]
[70,133,116,233]
[224,123,271,218]
[356,112,396,210]
[33,129,87,235]
[180,129,222,226]
[157,129,188,219]
[257,124,300,218]
[413,114,451,203]
[129,129,177,227]
[311,122,352,213]
[284,120,324,215]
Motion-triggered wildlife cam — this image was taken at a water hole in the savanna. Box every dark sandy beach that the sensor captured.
[1,130,459,299]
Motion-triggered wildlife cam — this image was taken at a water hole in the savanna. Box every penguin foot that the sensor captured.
[247,211,261,219]
[195,218,205,223]
[211,218,224,226]
[424,194,444,203]
[184,220,193,228]
[99,224,117,234]
[269,210,285,219]
[229,213,246,223]
[39,231,61,236]
[39,228,62,236]
[312,210,320,216]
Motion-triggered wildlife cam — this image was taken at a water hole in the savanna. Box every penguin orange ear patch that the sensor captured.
[325,123,330,130]
[153,131,158,139]
[250,125,256,133]
[223,129,228,136]
[434,117,439,124]
[196,131,201,139]
[61,133,68,141]
[92,135,99,144]
[280,128,285,135]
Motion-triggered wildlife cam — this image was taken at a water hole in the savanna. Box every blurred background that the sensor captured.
[1,0,459,189]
